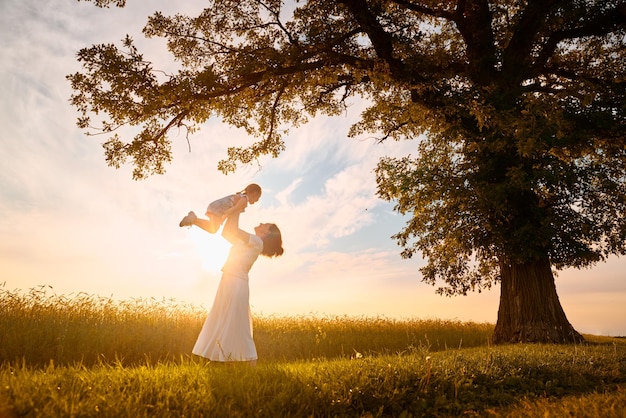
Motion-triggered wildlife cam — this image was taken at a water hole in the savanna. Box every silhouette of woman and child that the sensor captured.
[179,183,283,366]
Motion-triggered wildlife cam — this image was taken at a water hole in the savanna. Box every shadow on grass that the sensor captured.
[197,352,626,417]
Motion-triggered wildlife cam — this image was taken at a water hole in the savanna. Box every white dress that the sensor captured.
[192,234,263,361]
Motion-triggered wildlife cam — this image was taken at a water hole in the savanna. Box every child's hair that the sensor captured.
[243,183,262,197]
[261,223,284,257]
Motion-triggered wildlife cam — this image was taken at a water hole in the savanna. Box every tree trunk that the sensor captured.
[492,258,584,344]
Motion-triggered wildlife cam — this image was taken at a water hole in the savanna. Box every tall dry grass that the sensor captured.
[0,285,493,367]
[0,286,203,366]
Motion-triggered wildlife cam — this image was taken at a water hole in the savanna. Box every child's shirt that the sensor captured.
[206,193,246,216]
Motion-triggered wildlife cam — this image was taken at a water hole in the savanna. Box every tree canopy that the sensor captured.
[69,0,626,342]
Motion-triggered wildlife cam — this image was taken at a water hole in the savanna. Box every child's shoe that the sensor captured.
[179,211,197,227]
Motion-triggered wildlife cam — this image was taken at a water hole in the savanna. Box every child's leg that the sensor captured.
[180,211,221,233]
[194,212,222,234]
[194,218,220,234]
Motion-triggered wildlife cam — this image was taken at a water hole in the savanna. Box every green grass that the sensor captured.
[1,286,625,417]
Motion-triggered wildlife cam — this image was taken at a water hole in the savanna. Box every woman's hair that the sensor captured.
[261,223,284,257]
[243,183,262,196]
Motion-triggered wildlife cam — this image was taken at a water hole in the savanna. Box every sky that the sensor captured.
[1,0,624,336]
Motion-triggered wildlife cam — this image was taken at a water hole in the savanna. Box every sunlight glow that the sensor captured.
[187,228,231,272]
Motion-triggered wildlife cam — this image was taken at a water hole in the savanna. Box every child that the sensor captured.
[179,183,262,233]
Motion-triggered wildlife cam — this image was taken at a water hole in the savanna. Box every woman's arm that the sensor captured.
[221,210,251,245]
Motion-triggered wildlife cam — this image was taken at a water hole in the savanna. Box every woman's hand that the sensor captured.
[232,195,248,212]
[222,196,248,219]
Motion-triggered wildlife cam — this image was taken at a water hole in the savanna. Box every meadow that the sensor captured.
[1,286,624,417]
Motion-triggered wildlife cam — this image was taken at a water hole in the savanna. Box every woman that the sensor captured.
[184,203,283,365]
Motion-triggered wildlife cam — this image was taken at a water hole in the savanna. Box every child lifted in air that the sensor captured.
[179,183,262,233]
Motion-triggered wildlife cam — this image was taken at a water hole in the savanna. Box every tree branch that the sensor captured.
[389,0,456,20]
[534,2,626,70]
[451,0,497,85]
[77,0,126,7]
[153,110,190,145]
[337,0,404,71]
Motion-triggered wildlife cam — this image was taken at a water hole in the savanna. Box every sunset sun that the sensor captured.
[187,229,231,272]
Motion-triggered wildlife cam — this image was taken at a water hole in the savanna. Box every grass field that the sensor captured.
[1,286,624,417]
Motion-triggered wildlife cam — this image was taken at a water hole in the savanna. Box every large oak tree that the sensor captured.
[69,0,626,343]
